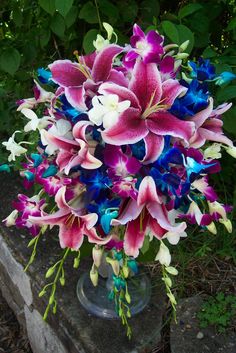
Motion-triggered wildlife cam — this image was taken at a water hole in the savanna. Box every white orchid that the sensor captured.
[40,119,73,155]
[88,94,131,129]
[21,108,53,132]
[155,241,171,266]
[2,131,30,161]
[163,210,187,245]
[17,80,54,111]
[93,22,117,51]
[204,143,222,160]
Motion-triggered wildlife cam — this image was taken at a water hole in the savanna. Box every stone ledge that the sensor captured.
[0,174,165,353]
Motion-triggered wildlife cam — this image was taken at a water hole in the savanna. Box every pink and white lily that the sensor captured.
[29,186,111,250]
[189,98,233,148]
[112,176,187,258]
[99,60,195,164]
[48,45,127,110]
[41,120,102,174]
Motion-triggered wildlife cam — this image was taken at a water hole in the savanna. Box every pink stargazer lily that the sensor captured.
[112,176,187,258]
[189,98,233,148]
[49,45,127,110]
[42,120,102,174]
[29,186,111,250]
[99,60,195,163]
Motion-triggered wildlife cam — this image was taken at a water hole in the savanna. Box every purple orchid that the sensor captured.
[124,24,164,68]
[12,194,46,236]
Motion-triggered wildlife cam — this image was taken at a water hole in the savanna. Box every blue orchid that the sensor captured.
[30,153,43,167]
[37,68,52,84]
[87,198,120,229]
[214,71,236,85]
[42,165,58,178]
[188,58,216,81]
[80,170,112,200]
[59,95,88,124]
[170,80,209,119]
[0,164,11,173]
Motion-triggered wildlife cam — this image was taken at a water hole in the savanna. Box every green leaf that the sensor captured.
[99,0,119,23]
[216,85,236,102]
[0,48,21,75]
[79,2,98,24]
[141,237,150,254]
[50,14,65,37]
[12,7,23,27]
[177,25,194,53]
[65,6,78,28]
[162,22,194,53]
[178,3,202,20]
[55,0,74,17]
[120,0,138,22]
[202,47,217,59]
[40,28,51,48]
[223,107,236,135]
[162,21,179,43]
[226,17,236,31]
[39,0,55,16]
[83,29,99,54]
[140,0,160,24]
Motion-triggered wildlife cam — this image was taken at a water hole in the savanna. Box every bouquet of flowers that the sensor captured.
[2,23,236,337]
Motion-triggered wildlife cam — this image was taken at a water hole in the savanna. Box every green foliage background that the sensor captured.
[0,0,235,205]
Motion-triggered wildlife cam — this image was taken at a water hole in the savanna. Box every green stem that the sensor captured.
[43,248,70,320]
[24,233,41,272]
[94,0,103,32]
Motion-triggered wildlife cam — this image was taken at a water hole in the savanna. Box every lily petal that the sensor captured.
[49,60,86,87]
[137,176,162,206]
[91,44,123,82]
[142,132,164,164]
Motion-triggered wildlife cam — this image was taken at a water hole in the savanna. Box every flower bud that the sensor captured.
[166,266,178,276]
[155,242,171,266]
[125,291,131,304]
[45,266,56,278]
[92,246,103,268]
[225,146,236,158]
[162,276,172,287]
[60,277,65,286]
[106,257,120,276]
[123,265,129,278]
[179,40,189,52]
[73,257,80,269]
[3,210,18,227]
[219,218,232,233]
[90,265,98,287]
[206,221,217,235]
[167,292,177,305]
[175,52,189,60]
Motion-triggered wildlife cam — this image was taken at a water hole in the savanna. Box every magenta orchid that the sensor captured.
[124,24,164,68]
[3,23,235,332]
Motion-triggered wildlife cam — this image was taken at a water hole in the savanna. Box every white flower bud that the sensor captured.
[3,210,18,226]
[155,242,171,266]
